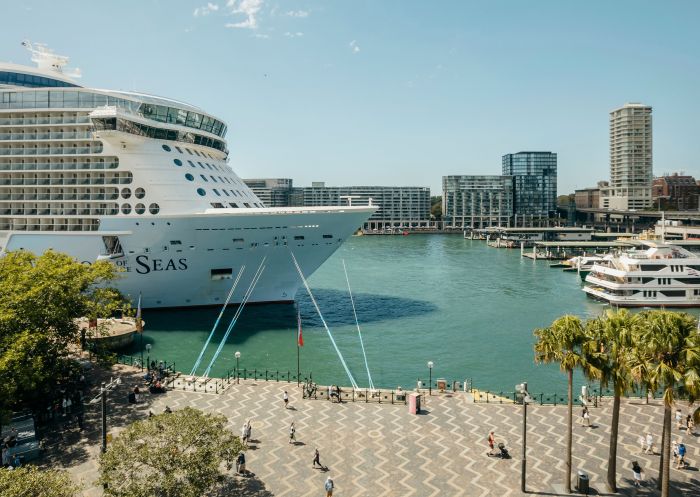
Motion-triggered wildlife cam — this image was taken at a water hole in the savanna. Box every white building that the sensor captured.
[601,103,653,210]
[442,175,514,228]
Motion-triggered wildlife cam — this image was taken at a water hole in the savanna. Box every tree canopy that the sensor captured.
[99,407,245,497]
[0,250,124,418]
[0,466,81,497]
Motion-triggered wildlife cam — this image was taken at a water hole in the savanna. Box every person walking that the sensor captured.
[638,434,646,453]
[686,414,694,435]
[677,443,687,469]
[580,406,590,427]
[312,448,324,469]
[324,476,334,497]
[283,391,289,409]
[632,461,643,487]
[644,433,654,454]
[289,421,296,444]
[246,419,252,442]
[487,431,495,456]
[241,421,248,443]
[236,452,246,474]
[676,408,683,429]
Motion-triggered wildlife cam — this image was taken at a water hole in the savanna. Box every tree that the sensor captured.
[99,407,246,497]
[0,466,81,497]
[534,315,591,494]
[586,309,639,493]
[630,310,700,497]
[430,196,442,220]
[0,250,123,419]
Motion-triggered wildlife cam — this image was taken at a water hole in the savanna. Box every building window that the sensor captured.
[135,188,146,199]
[174,158,183,167]
[197,188,206,196]
[121,203,131,214]
[149,203,160,215]
[162,144,171,152]
[135,203,146,214]
[185,173,194,181]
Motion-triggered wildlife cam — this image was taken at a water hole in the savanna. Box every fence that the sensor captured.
[470,385,665,406]
[303,385,413,405]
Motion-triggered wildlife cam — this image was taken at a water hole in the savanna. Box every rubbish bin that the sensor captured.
[576,470,589,495]
[408,393,421,414]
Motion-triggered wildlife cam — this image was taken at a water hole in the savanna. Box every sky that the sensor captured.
[2,1,699,195]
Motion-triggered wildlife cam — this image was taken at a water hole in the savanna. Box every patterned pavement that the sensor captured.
[47,368,700,496]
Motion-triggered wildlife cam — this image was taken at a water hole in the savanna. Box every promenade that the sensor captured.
[46,366,699,497]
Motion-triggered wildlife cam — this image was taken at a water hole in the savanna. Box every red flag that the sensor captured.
[297,307,304,347]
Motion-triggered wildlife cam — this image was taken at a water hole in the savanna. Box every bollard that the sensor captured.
[276,371,279,382]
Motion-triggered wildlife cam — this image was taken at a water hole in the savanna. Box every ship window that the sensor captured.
[135,188,146,199]
[210,202,225,208]
[233,238,244,243]
[206,163,213,170]
[135,203,146,214]
[175,146,183,153]
[170,240,182,245]
[173,159,183,167]
[200,175,208,182]
[210,176,217,182]
[229,202,239,208]
[121,188,131,199]
[188,160,195,167]
[185,173,194,181]
[323,234,333,239]
[149,203,160,215]
[294,235,305,240]
[223,190,230,196]
[197,188,206,196]
[211,268,233,280]
[162,144,171,152]
[213,189,220,196]
[198,162,204,168]
[186,148,193,155]
[121,203,131,214]
[243,203,251,208]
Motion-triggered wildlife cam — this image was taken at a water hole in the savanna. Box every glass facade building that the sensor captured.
[502,151,557,220]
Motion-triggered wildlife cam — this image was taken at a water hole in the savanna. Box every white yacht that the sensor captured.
[0,43,375,308]
[583,242,700,307]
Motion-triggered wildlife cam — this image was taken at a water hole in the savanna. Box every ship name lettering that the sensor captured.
[135,255,188,274]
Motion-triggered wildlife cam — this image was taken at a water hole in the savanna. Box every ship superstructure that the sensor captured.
[0,43,375,307]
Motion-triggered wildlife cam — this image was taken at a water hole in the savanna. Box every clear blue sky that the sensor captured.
[2,1,699,195]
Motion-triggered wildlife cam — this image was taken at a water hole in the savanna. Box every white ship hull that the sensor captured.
[1,206,373,308]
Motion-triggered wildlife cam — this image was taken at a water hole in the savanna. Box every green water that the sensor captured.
[125,235,696,394]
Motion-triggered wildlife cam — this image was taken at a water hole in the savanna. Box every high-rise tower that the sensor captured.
[601,103,653,210]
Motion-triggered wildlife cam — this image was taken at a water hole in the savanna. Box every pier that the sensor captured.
[521,240,635,260]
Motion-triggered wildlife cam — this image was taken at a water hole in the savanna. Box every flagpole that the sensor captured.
[297,303,301,387]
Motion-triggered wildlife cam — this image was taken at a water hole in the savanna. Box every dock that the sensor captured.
[521,240,635,260]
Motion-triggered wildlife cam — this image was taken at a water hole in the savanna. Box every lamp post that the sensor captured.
[90,377,121,454]
[145,343,152,371]
[235,351,241,384]
[427,361,434,396]
[139,332,144,371]
[516,382,533,493]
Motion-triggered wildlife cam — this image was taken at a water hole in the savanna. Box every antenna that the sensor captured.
[21,40,81,78]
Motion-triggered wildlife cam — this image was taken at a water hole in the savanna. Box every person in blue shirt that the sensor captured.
[677,443,687,469]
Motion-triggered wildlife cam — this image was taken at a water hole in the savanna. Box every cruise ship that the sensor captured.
[583,242,700,307]
[0,43,375,308]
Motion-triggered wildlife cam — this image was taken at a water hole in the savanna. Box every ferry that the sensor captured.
[582,242,700,307]
[0,42,375,308]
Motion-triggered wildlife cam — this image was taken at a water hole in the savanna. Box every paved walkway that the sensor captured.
[46,369,700,496]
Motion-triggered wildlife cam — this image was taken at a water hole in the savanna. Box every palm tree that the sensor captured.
[534,315,590,494]
[586,309,638,493]
[631,310,700,497]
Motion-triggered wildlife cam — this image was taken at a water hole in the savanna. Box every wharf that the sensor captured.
[521,240,635,260]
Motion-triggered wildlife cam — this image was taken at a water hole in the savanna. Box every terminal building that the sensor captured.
[242,179,432,230]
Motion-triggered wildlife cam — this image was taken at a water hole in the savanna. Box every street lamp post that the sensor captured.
[427,361,434,396]
[516,382,533,493]
[235,351,241,384]
[145,343,152,371]
[90,377,121,454]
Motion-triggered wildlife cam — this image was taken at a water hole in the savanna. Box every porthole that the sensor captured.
[197,188,206,196]
[149,203,160,215]
[135,188,146,199]
[121,187,131,199]
[135,203,146,215]
[185,173,194,181]
[121,203,131,214]
[173,158,183,167]
[162,144,171,152]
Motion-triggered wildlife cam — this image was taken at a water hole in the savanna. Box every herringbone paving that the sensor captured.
[50,370,700,496]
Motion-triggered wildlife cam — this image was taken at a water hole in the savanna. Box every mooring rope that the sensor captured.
[290,251,359,390]
[342,259,375,391]
[202,256,267,378]
[190,266,246,376]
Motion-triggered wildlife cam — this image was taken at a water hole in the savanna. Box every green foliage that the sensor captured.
[0,250,124,416]
[534,315,590,372]
[430,196,442,220]
[99,407,245,497]
[0,466,81,497]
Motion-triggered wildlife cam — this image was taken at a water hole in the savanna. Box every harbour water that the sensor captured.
[125,235,697,394]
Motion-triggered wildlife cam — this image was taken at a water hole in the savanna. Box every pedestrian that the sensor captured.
[676,408,683,429]
[632,461,643,487]
[246,419,252,442]
[644,433,654,454]
[580,406,590,426]
[1,447,9,467]
[677,443,687,469]
[686,414,694,435]
[283,390,289,409]
[328,384,333,401]
[236,452,246,474]
[325,476,334,497]
[241,421,248,443]
[487,431,495,456]
[672,440,679,465]
[638,435,646,453]
[289,421,296,444]
[313,448,322,468]
[12,454,21,468]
